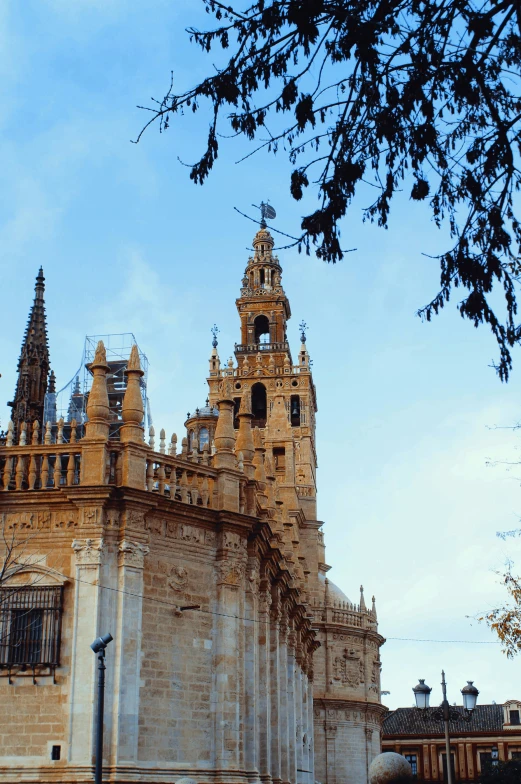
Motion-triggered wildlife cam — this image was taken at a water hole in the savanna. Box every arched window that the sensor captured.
[199,427,209,450]
[189,430,196,451]
[251,383,267,427]
[254,315,270,345]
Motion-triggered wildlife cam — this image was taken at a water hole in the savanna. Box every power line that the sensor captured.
[51,569,501,646]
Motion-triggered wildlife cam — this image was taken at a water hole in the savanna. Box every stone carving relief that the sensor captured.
[222,531,243,552]
[145,516,164,536]
[81,507,101,526]
[3,512,35,531]
[105,510,120,528]
[333,647,364,687]
[125,509,146,529]
[118,540,150,569]
[216,560,245,587]
[72,538,104,565]
[169,565,189,591]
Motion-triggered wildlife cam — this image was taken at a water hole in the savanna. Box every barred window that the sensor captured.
[0,585,63,667]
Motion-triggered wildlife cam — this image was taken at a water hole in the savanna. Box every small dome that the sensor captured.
[319,572,351,605]
[253,227,274,248]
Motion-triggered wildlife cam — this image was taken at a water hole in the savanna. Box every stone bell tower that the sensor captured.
[207,223,318,524]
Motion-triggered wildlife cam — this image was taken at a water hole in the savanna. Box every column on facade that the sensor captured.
[305,673,315,784]
[111,537,149,765]
[258,578,272,780]
[422,743,430,780]
[214,548,244,769]
[301,660,312,784]
[68,537,106,764]
[466,743,475,781]
[324,721,337,784]
[270,586,282,784]
[244,557,259,774]
[295,630,304,784]
[286,620,297,784]
[278,603,290,784]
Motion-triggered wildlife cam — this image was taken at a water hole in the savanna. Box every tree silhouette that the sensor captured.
[137,0,521,379]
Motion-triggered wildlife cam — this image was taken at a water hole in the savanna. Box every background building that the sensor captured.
[0,226,385,784]
[382,699,521,781]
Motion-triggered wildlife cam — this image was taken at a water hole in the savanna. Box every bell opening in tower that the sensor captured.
[254,315,270,346]
[251,382,267,427]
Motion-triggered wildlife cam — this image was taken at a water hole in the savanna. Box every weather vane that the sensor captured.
[252,201,277,228]
[211,324,219,348]
[299,320,308,343]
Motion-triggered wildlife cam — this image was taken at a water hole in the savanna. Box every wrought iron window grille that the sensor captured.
[0,584,63,684]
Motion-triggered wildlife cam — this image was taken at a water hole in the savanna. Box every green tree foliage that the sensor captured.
[478,759,521,783]
[137,0,521,379]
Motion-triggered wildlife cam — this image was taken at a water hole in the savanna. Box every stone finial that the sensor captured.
[237,451,244,472]
[6,421,14,447]
[149,426,155,450]
[70,418,77,443]
[57,417,64,444]
[239,390,252,415]
[360,585,366,612]
[169,433,178,456]
[213,396,236,469]
[372,595,377,619]
[31,420,39,445]
[44,421,52,445]
[120,344,144,444]
[127,344,141,371]
[93,340,107,365]
[159,428,166,454]
[236,391,255,479]
[252,428,267,485]
[218,376,234,402]
[19,422,27,446]
[181,436,188,458]
[85,339,110,440]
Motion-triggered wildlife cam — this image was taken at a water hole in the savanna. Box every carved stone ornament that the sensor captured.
[105,510,120,528]
[169,565,188,591]
[72,538,104,565]
[259,588,272,613]
[118,540,150,568]
[333,647,363,687]
[222,531,242,552]
[216,560,245,587]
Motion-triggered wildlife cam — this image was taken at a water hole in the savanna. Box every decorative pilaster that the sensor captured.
[214,535,245,769]
[258,580,272,778]
[270,587,282,784]
[111,539,149,765]
[278,604,290,784]
[68,538,106,764]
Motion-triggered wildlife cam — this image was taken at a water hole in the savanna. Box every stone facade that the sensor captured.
[0,226,385,783]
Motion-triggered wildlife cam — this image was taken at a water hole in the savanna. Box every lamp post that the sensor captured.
[413,671,479,784]
[91,633,113,784]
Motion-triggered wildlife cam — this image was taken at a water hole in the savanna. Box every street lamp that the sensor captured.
[91,633,113,784]
[413,671,479,784]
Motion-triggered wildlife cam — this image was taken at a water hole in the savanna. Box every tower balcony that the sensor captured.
[235,341,290,354]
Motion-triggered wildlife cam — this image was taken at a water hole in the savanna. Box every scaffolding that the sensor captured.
[43,333,150,442]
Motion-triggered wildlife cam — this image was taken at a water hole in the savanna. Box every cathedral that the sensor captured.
[0,224,386,784]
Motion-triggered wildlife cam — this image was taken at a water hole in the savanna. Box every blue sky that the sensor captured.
[1,0,520,709]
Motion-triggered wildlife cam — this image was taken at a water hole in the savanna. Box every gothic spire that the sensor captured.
[8,268,51,438]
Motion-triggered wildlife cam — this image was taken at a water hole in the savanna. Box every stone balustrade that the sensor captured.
[145,451,217,508]
[0,443,82,491]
